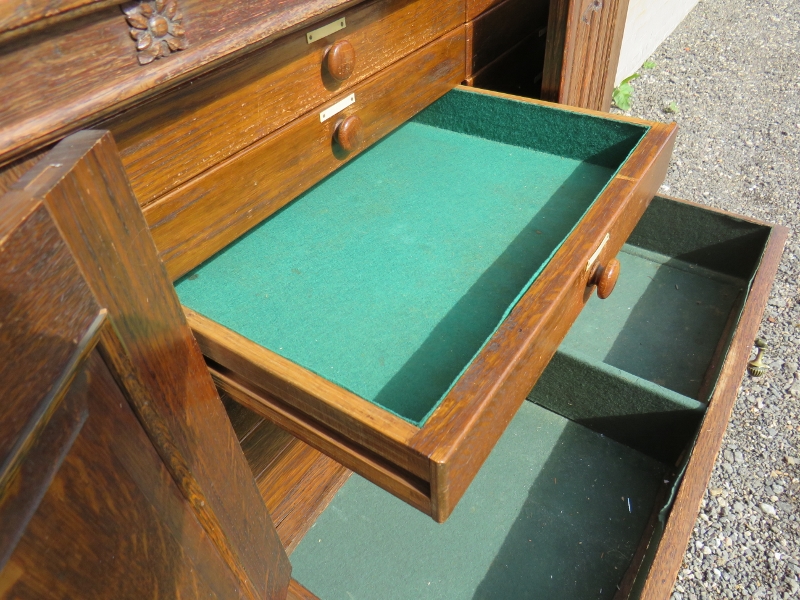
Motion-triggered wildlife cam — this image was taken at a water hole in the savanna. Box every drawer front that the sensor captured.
[145,26,466,280]
[414,116,677,519]
[466,0,549,77]
[107,0,464,206]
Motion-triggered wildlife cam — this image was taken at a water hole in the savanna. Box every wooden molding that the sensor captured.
[542,0,630,110]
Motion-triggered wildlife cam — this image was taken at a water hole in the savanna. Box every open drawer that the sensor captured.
[284,195,786,599]
[177,87,677,522]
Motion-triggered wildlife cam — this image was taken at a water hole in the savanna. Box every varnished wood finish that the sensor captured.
[145,27,466,279]
[0,149,48,197]
[213,365,432,515]
[0,197,105,571]
[541,0,570,102]
[0,200,100,475]
[466,0,506,21]
[0,0,117,40]
[287,579,321,600]
[222,399,352,554]
[591,257,620,299]
[1,350,246,599]
[465,0,548,78]
[183,87,676,521]
[542,0,630,110]
[334,115,364,152]
[0,189,246,598]
[4,132,290,598]
[257,437,351,554]
[638,201,788,599]
[325,39,357,81]
[187,310,420,461]
[4,0,476,167]
[105,0,463,206]
[410,88,676,520]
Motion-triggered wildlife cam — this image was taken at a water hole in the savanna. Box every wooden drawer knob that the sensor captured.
[590,258,620,299]
[335,115,363,152]
[325,40,356,81]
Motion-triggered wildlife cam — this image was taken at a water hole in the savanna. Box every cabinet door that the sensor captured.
[1,350,247,599]
[0,132,291,598]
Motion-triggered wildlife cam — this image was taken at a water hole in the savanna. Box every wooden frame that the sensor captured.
[185,87,676,522]
[542,0,630,111]
[631,197,787,598]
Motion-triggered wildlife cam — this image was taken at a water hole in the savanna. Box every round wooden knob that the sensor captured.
[325,40,356,81]
[590,258,620,299]
[335,115,363,152]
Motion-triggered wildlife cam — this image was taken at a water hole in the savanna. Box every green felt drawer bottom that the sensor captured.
[529,196,770,465]
[290,400,666,600]
[175,89,647,426]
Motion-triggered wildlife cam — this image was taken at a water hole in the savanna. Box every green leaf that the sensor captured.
[620,72,640,86]
[612,84,633,111]
[642,59,656,69]
[664,100,679,114]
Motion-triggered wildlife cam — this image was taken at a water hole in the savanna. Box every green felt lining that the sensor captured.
[175,89,648,425]
[527,347,706,463]
[561,243,747,400]
[290,401,666,600]
[529,196,769,503]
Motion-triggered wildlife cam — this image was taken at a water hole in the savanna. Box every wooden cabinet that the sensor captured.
[0,0,787,598]
[2,350,249,599]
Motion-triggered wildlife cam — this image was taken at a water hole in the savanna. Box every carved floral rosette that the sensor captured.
[123,0,187,65]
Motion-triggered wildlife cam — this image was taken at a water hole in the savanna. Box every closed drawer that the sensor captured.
[276,196,786,600]
[106,0,464,206]
[144,27,466,280]
[177,87,676,522]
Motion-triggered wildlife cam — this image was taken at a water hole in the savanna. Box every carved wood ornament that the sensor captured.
[123,0,187,65]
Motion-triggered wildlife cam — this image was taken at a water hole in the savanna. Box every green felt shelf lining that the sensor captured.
[528,196,771,462]
[560,243,747,400]
[527,347,706,463]
[290,401,666,600]
[175,88,648,426]
[415,88,648,169]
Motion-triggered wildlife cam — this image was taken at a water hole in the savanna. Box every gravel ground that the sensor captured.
[611,0,800,597]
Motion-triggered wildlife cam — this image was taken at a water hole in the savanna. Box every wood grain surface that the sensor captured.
[255,436,351,554]
[0,0,115,37]
[541,0,571,102]
[287,579,321,600]
[542,0,630,110]
[638,202,788,599]
[0,200,100,478]
[145,26,466,279]
[106,0,462,206]
[4,131,291,598]
[222,394,351,554]
[212,365,433,516]
[466,0,506,21]
[0,0,394,166]
[0,351,246,599]
[0,187,245,598]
